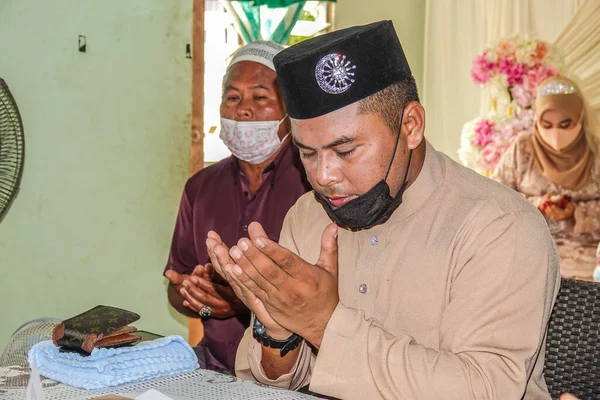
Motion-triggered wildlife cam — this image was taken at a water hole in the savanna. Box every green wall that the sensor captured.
[0,1,192,350]
[0,0,427,352]
[335,0,426,94]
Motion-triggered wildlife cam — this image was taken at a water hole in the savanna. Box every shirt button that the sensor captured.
[243,191,249,197]
[243,225,248,232]
[370,236,378,245]
[358,283,368,294]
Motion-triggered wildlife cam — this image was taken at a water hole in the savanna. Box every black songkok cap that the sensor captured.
[273,20,412,120]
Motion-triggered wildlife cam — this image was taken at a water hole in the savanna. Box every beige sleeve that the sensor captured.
[235,326,315,389]
[308,211,560,400]
[234,200,317,389]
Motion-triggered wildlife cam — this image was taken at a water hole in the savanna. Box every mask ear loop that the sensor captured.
[383,108,413,195]
[278,114,292,143]
[278,114,289,126]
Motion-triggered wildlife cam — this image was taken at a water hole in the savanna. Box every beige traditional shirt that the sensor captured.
[493,132,600,280]
[236,142,560,399]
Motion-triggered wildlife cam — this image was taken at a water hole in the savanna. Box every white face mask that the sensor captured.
[219,115,290,164]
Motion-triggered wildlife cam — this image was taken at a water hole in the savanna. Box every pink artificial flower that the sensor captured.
[479,142,504,171]
[497,58,526,85]
[478,123,521,171]
[496,39,517,59]
[524,66,558,91]
[507,63,526,85]
[510,85,535,108]
[497,57,513,74]
[472,119,497,148]
[471,54,495,85]
[532,41,548,63]
[505,109,535,135]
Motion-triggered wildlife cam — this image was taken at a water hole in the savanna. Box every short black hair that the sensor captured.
[357,76,420,133]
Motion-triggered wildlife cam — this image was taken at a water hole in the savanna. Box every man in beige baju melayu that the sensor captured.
[205,20,560,400]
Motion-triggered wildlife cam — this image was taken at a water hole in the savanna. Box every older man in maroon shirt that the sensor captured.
[164,41,310,374]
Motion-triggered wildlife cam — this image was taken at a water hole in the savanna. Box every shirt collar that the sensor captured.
[386,140,446,223]
[231,141,297,184]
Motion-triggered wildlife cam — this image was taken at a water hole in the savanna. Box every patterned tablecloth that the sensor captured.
[0,365,317,400]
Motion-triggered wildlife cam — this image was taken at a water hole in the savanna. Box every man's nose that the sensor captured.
[235,97,253,120]
[315,155,341,188]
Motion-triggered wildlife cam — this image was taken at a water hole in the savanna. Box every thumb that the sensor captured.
[165,269,185,285]
[317,223,338,276]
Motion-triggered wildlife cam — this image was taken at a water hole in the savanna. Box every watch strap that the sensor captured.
[252,317,303,357]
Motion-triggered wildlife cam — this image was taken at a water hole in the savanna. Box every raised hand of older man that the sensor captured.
[181,264,247,319]
[222,221,340,348]
[166,264,246,319]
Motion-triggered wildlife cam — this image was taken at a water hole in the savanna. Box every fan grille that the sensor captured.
[0,78,25,220]
[0,320,59,368]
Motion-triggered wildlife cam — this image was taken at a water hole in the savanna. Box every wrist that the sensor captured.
[264,325,292,340]
[253,318,302,357]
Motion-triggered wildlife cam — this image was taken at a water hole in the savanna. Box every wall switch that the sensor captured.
[78,35,86,53]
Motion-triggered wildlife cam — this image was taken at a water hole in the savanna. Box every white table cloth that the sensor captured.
[0,365,318,400]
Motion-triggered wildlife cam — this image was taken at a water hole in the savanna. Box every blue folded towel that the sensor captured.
[28,335,199,390]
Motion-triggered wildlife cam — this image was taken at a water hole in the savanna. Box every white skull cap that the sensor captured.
[227,40,285,72]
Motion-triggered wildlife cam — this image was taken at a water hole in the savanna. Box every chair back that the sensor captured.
[545,278,600,400]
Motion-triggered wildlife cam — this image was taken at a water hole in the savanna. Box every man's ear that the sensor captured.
[402,102,425,150]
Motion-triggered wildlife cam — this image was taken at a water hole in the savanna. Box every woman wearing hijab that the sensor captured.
[493,75,600,280]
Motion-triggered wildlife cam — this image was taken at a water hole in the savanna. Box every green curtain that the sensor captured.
[269,2,306,43]
[225,0,334,44]
[230,0,335,8]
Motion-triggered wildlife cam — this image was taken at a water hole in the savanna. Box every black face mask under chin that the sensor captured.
[314,128,413,232]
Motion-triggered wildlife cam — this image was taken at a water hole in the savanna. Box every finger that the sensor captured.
[222,267,285,332]
[223,264,277,318]
[191,276,223,299]
[191,264,205,277]
[236,238,288,286]
[203,263,215,280]
[247,221,268,242]
[182,300,199,312]
[185,284,227,309]
[207,239,234,277]
[206,231,225,262]
[230,242,281,293]
[165,270,186,286]
[223,258,272,303]
[207,230,222,241]
[196,276,241,304]
[221,266,255,309]
[206,239,220,273]
[317,223,339,276]
[180,287,203,312]
[248,233,301,277]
